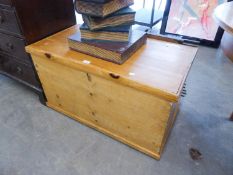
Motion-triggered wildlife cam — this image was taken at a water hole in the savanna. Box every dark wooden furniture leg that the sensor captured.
[230,112,233,121]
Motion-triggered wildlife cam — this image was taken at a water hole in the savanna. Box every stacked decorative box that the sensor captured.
[68,0,147,64]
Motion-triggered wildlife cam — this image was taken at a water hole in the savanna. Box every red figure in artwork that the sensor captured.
[200,0,210,34]
[167,0,221,40]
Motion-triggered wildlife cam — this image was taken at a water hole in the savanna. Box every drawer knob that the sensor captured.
[6,43,14,50]
[16,66,23,75]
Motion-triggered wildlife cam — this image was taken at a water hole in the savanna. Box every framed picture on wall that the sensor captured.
[160,0,232,47]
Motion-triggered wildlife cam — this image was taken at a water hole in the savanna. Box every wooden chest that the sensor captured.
[0,0,76,103]
[26,26,198,159]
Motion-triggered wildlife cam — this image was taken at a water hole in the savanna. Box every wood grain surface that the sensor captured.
[30,53,179,159]
[26,25,197,159]
[26,25,198,102]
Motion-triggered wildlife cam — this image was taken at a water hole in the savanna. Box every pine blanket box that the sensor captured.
[26,25,198,159]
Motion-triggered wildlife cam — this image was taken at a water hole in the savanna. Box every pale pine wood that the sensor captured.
[26,25,198,102]
[26,25,197,159]
[32,54,177,159]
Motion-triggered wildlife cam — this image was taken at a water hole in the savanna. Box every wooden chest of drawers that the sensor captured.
[0,0,76,102]
[0,53,38,87]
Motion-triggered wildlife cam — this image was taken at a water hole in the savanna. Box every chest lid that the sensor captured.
[26,25,198,102]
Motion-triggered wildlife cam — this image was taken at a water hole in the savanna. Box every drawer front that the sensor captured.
[0,7,21,35]
[0,32,30,63]
[0,54,39,87]
[0,0,12,6]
